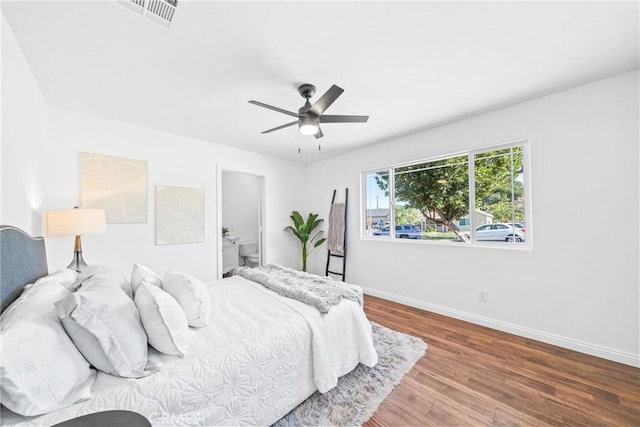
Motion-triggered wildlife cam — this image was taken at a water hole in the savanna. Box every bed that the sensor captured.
[0,225,378,426]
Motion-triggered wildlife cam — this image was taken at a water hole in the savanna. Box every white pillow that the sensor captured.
[163,270,211,328]
[55,277,150,378]
[35,268,78,291]
[0,281,96,416]
[131,264,163,294]
[74,265,133,299]
[134,282,189,356]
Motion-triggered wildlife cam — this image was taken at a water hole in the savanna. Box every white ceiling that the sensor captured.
[2,1,638,164]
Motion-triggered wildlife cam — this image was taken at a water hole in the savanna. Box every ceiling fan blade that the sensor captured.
[314,126,324,139]
[261,121,298,134]
[320,115,369,123]
[308,85,344,117]
[249,100,299,118]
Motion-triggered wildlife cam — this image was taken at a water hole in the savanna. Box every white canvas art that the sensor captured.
[156,186,205,245]
[80,153,147,223]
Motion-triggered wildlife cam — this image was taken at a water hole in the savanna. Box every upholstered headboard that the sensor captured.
[0,225,48,313]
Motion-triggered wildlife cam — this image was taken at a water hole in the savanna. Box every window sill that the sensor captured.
[361,236,533,251]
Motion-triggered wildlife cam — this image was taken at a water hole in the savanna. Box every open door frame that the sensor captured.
[216,166,265,279]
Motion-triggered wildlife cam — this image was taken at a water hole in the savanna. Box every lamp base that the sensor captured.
[68,236,88,273]
[67,251,88,273]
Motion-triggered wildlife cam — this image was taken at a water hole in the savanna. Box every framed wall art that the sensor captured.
[80,152,147,223]
[155,185,205,245]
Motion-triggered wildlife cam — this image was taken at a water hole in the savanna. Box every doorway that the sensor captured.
[219,170,265,278]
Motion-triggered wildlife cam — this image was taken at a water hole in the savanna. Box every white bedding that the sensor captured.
[244,278,378,392]
[1,275,377,426]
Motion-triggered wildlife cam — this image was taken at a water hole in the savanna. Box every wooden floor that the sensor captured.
[362,295,640,427]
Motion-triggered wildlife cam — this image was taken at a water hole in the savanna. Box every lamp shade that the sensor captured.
[43,208,106,237]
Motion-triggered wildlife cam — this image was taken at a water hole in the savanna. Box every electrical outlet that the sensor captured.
[478,288,489,302]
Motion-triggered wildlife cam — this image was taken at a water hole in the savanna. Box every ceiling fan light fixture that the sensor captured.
[299,116,319,135]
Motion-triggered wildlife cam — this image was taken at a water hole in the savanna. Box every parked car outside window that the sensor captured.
[506,223,526,233]
[372,224,422,239]
[469,223,526,242]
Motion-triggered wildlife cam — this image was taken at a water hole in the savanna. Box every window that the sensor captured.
[364,171,390,236]
[362,141,530,247]
[473,145,526,243]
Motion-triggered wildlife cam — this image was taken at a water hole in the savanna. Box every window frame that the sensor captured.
[361,139,532,249]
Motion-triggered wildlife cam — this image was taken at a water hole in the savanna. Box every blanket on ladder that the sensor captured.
[236,264,362,314]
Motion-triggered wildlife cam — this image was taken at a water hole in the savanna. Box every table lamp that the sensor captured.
[43,207,106,272]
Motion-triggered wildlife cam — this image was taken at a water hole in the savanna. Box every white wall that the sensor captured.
[306,70,640,366]
[1,13,48,231]
[38,109,306,281]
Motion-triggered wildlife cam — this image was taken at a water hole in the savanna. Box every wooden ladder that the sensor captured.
[325,188,348,281]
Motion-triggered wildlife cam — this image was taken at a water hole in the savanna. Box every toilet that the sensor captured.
[238,240,260,267]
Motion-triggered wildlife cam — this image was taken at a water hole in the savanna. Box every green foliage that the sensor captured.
[394,205,422,225]
[284,211,327,272]
[483,200,525,223]
[221,227,229,237]
[377,155,469,239]
[475,147,525,222]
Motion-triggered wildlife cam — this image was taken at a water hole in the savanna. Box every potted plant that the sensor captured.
[284,211,326,272]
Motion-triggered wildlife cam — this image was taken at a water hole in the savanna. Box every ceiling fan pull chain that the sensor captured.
[318,144,321,151]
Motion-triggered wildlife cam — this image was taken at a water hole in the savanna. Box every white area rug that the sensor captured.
[274,322,427,426]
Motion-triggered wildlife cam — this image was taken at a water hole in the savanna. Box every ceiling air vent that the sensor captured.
[117,0,179,29]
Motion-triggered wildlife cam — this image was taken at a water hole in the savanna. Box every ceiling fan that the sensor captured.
[248,84,369,139]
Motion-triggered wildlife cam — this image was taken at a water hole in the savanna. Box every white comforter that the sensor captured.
[245,278,378,392]
[1,275,377,426]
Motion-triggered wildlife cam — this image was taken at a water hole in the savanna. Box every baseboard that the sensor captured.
[362,287,640,368]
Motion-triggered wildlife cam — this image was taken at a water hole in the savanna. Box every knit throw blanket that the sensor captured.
[327,203,346,255]
[236,264,362,314]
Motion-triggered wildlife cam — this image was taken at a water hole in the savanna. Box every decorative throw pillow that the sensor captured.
[0,281,96,416]
[162,270,211,328]
[55,277,150,378]
[131,264,163,295]
[134,282,189,357]
[73,265,134,299]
